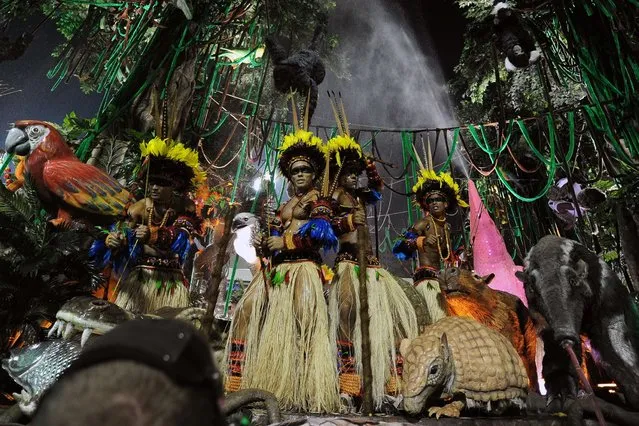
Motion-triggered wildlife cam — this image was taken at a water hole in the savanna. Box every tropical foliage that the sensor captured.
[450,0,639,284]
[0,178,101,353]
[451,0,586,124]
[3,0,339,192]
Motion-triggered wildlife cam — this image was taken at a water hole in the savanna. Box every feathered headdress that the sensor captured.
[326,135,365,176]
[278,129,326,179]
[413,169,468,213]
[411,136,467,213]
[278,94,327,182]
[139,137,206,191]
[325,92,366,190]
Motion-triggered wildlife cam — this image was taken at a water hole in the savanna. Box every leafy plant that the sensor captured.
[0,178,102,353]
[41,1,90,40]
[59,111,98,144]
[456,0,494,21]
[450,0,586,124]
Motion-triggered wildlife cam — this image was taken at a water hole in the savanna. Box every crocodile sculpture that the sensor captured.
[47,296,207,347]
[3,297,278,421]
[3,297,208,414]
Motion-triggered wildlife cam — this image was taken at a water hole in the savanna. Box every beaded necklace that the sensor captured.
[429,214,451,263]
[147,200,170,228]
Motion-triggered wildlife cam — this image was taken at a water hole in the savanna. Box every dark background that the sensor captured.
[397,0,467,81]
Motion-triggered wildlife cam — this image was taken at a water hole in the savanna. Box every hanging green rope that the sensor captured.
[437,128,459,173]
[400,131,415,226]
[495,114,557,202]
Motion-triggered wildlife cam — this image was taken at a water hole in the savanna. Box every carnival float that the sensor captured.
[1,0,639,425]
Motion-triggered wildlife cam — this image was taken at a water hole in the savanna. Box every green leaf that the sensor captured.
[602,251,619,262]
[271,270,285,287]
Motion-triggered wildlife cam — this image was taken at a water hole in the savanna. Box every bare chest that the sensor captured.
[279,195,312,225]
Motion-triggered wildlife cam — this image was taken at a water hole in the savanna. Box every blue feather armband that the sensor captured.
[298,218,339,252]
[88,225,140,274]
[392,231,418,261]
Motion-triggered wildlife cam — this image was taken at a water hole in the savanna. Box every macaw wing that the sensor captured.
[43,160,130,216]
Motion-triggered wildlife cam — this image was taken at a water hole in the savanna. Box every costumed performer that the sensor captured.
[326,129,419,409]
[392,169,467,323]
[91,137,205,314]
[224,126,340,413]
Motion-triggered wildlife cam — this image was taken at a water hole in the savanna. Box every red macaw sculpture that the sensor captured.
[4,120,131,226]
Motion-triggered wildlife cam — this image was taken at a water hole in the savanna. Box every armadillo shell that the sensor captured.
[404,316,528,402]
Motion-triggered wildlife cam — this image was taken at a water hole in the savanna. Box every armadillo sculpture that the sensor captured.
[400,316,528,418]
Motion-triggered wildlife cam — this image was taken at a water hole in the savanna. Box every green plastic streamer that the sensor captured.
[437,128,459,172]
[0,153,15,176]
[494,114,557,202]
[400,132,415,226]
[516,120,551,166]
[224,130,250,315]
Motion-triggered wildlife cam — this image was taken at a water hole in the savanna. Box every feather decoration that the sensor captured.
[170,230,190,263]
[271,270,285,287]
[106,228,142,276]
[298,218,338,252]
[326,134,362,168]
[88,238,111,270]
[412,168,468,209]
[368,189,383,203]
[139,137,206,186]
[280,129,323,153]
[392,230,418,261]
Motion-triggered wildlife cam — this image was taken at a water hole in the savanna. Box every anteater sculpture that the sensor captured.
[516,235,639,410]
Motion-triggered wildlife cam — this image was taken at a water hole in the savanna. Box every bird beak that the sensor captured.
[231,218,247,232]
[5,127,30,155]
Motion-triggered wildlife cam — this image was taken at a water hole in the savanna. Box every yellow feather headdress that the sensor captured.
[412,168,468,211]
[139,137,206,190]
[278,129,327,179]
[326,134,363,169]
[278,93,328,183]
[325,92,368,195]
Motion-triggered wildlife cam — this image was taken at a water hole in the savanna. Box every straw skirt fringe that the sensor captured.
[113,265,189,314]
[225,260,339,413]
[328,261,418,409]
[223,267,268,393]
[414,278,447,324]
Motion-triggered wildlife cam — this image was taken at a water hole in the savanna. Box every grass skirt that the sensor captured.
[414,277,447,324]
[224,260,339,413]
[328,261,419,409]
[112,265,190,314]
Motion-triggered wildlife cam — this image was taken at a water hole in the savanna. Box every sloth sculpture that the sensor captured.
[492,1,540,71]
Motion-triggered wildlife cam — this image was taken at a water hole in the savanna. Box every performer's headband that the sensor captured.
[288,156,315,174]
[423,191,448,203]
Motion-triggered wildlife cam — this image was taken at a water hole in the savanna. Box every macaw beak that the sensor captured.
[5,127,30,156]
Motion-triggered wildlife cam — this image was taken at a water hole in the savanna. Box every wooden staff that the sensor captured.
[258,199,275,299]
[357,197,374,414]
